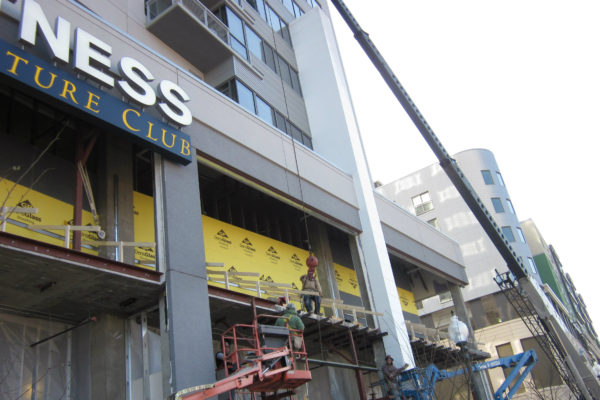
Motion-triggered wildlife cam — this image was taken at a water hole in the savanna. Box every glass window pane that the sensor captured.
[267,6,281,31]
[302,133,312,149]
[516,227,526,243]
[496,171,505,187]
[501,226,515,242]
[527,258,538,275]
[481,170,494,185]
[226,8,244,42]
[231,37,247,58]
[278,56,292,85]
[289,123,303,142]
[491,197,504,213]
[275,112,288,133]
[290,69,301,95]
[255,96,273,124]
[245,27,263,60]
[283,0,294,14]
[506,199,515,214]
[256,0,267,19]
[262,43,277,72]
[293,2,302,17]
[216,80,233,99]
[235,80,255,113]
[281,24,291,45]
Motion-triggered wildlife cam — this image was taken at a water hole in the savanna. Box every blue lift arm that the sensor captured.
[399,350,537,400]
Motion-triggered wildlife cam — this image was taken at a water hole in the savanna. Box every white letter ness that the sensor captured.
[74,27,114,87]
[157,80,192,126]
[18,0,70,63]
[117,57,156,106]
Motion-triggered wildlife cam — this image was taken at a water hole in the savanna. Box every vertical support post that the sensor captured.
[66,331,72,400]
[118,242,124,263]
[251,297,257,323]
[1,207,6,231]
[113,175,120,261]
[64,225,71,248]
[256,281,261,298]
[73,139,84,251]
[142,312,150,400]
[348,329,367,400]
[126,319,132,400]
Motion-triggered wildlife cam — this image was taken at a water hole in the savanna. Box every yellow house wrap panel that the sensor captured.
[0,179,96,254]
[202,216,311,301]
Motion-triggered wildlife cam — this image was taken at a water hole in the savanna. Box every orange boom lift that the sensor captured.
[170,313,311,400]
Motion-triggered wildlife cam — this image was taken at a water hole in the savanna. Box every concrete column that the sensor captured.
[450,285,493,400]
[97,135,134,264]
[158,158,214,394]
[291,10,413,366]
[90,314,126,400]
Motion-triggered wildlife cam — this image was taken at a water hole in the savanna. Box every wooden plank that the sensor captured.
[206,262,225,267]
[206,271,260,277]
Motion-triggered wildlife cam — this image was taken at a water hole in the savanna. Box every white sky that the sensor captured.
[330,1,600,332]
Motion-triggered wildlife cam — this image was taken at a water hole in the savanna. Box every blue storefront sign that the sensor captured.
[0,38,193,165]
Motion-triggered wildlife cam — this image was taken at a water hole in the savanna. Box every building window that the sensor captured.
[516,227,526,243]
[247,0,267,19]
[506,198,515,214]
[496,171,505,187]
[481,170,494,185]
[412,192,433,215]
[491,197,504,213]
[220,6,302,97]
[265,4,292,46]
[235,80,255,113]
[439,291,452,303]
[501,226,515,242]
[215,7,248,58]
[255,96,274,125]
[527,257,538,274]
[280,0,305,18]
[218,79,312,148]
[427,218,438,229]
[245,26,263,59]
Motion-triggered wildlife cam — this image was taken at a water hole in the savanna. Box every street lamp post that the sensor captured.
[449,315,475,400]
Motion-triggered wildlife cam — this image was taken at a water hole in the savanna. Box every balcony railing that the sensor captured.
[146,0,230,44]
[145,0,238,71]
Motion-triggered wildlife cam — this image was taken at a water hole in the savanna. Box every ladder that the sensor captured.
[494,272,582,399]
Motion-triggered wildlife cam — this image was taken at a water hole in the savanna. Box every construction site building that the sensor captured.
[0,0,477,399]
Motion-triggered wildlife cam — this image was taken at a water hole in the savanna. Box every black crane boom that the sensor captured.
[330,0,527,280]
[329,1,597,398]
